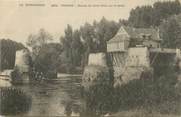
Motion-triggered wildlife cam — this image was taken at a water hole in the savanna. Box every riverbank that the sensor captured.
[0,79,11,87]
[111,110,180,117]
[0,75,12,87]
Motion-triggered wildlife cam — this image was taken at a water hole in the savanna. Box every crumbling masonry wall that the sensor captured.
[112,47,153,87]
[84,48,179,88]
[111,48,179,87]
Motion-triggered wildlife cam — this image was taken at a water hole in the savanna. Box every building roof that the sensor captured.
[108,26,162,43]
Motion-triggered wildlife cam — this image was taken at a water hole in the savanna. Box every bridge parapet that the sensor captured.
[176,49,181,59]
[149,48,176,54]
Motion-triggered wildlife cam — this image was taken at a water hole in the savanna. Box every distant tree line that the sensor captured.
[60,18,120,73]
[0,39,25,71]
[128,0,181,28]
[127,0,181,48]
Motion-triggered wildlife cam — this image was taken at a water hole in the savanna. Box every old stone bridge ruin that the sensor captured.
[107,26,181,87]
[84,26,181,88]
[0,48,31,85]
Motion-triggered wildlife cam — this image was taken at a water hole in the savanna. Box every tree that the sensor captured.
[60,25,74,66]
[94,17,119,52]
[80,23,95,66]
[60,18,120,69]
[60,25,85,73]
[72,30,83,66]
[33,43,62,78]
[153,0,181,26]
[26,28,53,56]
[26,29,60,78]
[0,39,25,70]
[128,0,181,28]
[128,6,154,28]
[159,16,181,48]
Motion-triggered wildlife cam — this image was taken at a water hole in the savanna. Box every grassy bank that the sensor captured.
[81,66,181,116]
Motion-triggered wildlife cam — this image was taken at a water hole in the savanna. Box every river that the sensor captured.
[2,75,180,117]
[15,76,82,116]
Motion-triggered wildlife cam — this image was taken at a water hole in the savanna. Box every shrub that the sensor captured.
[11,67,22,84]
[81,65,114,116]
[113,76,180,114]
[0,87,32,115]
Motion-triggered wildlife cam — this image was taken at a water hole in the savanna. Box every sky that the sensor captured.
[0,0,176,44]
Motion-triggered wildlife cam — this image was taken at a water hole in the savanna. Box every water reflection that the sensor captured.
[1,76,115,116]
[15,76,82,116]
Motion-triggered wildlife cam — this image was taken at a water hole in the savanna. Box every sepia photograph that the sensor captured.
[1,0,181,116]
